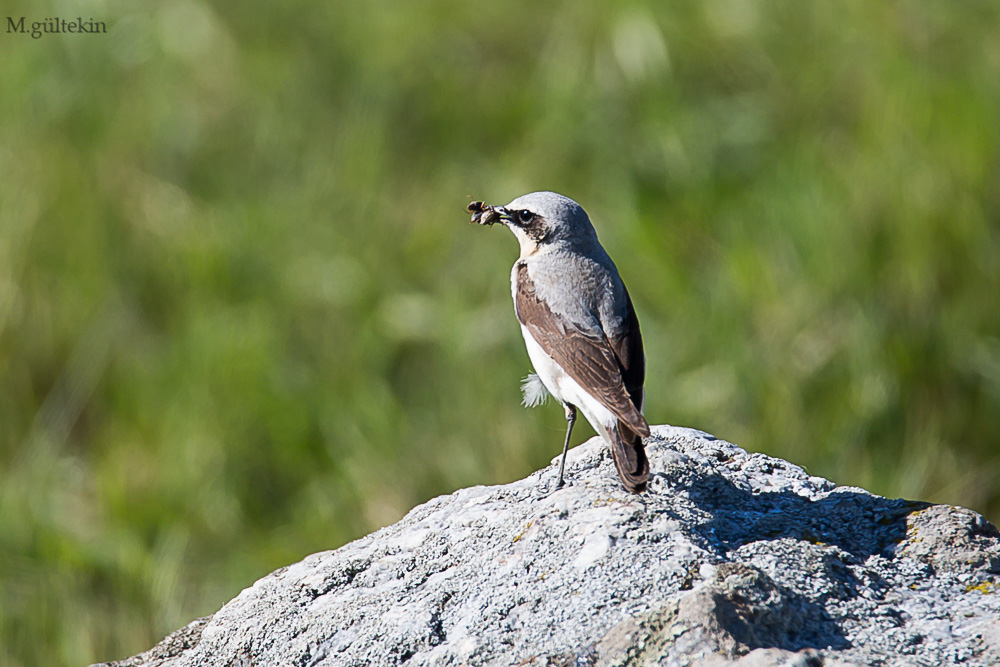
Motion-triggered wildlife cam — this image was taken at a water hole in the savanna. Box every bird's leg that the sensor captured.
[556,403,577,488]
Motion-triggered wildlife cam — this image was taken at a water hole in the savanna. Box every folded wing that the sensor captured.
[514,263,649,438]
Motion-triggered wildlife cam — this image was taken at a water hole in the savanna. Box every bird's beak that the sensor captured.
[494,207,513,222]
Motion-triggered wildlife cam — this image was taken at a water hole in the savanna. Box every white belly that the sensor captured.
[520,325,618,436]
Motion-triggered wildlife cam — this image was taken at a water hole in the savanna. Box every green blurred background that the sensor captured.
[2,1,999,664]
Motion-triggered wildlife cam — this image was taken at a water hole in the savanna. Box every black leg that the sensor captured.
[556,403,577,488]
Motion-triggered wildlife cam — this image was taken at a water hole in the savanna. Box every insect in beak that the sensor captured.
[468,202,512,226]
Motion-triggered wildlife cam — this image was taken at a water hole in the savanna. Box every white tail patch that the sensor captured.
[520,372,550,408]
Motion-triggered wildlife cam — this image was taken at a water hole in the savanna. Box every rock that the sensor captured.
[93,426,1000,667]
[895,504,1000,574]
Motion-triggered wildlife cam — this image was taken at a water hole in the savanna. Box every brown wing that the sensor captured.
[515,263,650,437]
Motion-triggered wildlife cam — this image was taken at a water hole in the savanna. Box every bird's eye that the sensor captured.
[518,209,534,223]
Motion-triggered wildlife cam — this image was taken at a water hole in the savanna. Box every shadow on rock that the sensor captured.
[591,562,848,664]
[664,455,932,560]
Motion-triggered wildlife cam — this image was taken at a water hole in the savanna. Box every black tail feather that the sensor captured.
[610,420,649,493]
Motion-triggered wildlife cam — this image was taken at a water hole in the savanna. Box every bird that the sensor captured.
[468,192,650,492]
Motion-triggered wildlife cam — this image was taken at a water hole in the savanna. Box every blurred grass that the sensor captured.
[1,0,999,664]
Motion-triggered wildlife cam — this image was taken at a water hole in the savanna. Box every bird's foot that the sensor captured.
[533,473,569,498]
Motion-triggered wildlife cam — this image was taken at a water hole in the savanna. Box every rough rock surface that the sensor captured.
[95,426,1000,667]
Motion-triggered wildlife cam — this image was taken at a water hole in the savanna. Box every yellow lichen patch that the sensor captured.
[904,506,935,540]
[965,581,999,595]
[802,531,826,545]
[512,519,535,543]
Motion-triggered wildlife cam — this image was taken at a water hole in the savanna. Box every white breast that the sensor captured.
[519,325,618,436]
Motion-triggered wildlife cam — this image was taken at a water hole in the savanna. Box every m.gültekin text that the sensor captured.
[7,17,107,39]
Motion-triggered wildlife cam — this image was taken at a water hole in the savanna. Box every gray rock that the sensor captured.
[93,426,1000,667]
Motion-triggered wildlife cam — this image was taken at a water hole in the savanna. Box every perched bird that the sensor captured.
[468,192,650,492]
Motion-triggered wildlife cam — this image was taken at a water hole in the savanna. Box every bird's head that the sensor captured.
[468,191,598,256]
